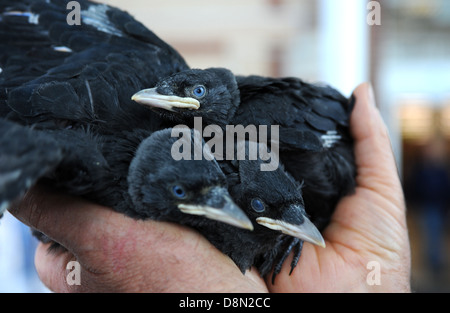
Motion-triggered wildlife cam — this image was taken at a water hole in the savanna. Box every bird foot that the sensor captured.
[271,237,303,284]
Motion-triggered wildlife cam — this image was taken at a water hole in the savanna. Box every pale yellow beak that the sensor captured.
[132,88,200,111]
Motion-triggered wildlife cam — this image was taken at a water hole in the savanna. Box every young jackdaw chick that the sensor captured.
[217,153,325,283]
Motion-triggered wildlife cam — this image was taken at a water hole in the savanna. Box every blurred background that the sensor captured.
[1,0,449,292]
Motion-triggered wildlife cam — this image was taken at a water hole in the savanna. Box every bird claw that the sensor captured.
[271,237,303,284]
[289,239,303,275]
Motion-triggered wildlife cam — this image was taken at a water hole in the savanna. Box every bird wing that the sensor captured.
[0,0,188,128]
[0,118,64,215]
[0,116,115,216]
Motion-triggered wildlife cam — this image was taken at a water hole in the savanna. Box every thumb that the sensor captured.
[350,83,404,207]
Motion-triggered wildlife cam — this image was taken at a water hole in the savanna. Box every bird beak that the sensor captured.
[131,88,200,111]
[177,187,253,231]
[256,215,326,248]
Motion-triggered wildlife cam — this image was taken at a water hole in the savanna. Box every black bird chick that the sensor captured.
[132,68,241,126]
[127,128,253,230]
[192,138,326,281]
[216,154,325,282]
[0,121,253,234]
[132,68,356,230]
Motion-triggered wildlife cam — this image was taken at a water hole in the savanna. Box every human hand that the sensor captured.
[8,83,411,292]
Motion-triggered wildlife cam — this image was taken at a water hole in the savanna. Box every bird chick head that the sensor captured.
[229,157,325,248]
[131,68,240,125]
[127,128,252,230]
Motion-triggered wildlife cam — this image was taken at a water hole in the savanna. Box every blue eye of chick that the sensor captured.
[192,85,206,98]
[251,198,265,213]
[172,185,186,198]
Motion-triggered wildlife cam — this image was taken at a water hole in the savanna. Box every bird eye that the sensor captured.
[192,85,206,98]
[251,198,265,213]
[171,185,186,199]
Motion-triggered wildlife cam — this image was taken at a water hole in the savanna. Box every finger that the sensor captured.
[35,242,76,293]
[330,83,407,242]
[8,184,116,251]
[358,83,407,203]
[350,82,383,141]
[350,83,403,201]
